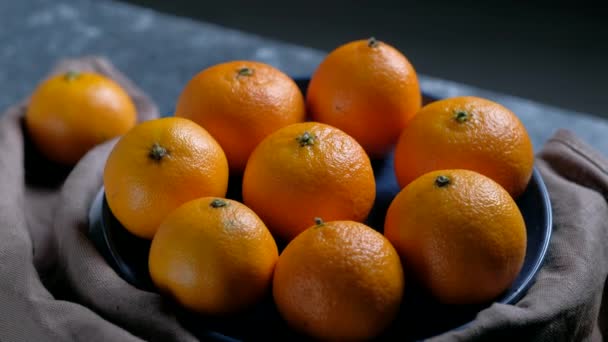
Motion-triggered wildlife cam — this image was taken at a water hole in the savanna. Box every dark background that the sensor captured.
[119,0,607,118]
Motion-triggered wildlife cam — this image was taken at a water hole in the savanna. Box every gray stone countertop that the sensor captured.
[2,0,607,156]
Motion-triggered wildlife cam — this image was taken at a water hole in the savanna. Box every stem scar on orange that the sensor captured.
[393,96,534,198]
[103,117,229,239]
[242,122,376,242]
[306,37,421,158]
[384,169,527,305]
[175,60,306,173]
[25,71,137,165]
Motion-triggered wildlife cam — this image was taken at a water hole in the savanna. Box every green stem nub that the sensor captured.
[454,110,470,123]
[64,71,80,81]
[237,67,254,77]
[314,217,324,226]
[210,199,228,208]
[149,143,168,161]
[296,131,315,146]
[435,175,451,188]
[368,37,379,48]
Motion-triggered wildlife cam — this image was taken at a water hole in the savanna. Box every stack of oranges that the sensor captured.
[26,38,534,341]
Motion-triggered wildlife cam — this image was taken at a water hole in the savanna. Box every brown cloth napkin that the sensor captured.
[0,57,607,341]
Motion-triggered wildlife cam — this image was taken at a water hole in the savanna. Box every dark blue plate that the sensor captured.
[88,78,552,341]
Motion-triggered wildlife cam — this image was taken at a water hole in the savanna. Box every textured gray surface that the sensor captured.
[1,0,607,156]
[0,0,322,115]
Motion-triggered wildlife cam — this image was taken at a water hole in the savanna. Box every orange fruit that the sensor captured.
[149,197,278,315]
[393,96,534,198]
[175,60,306,173]
[384,169,527,305]
[306,37,421,158]
[25,71,137,165]
[242,122,375,242]
[103,117,229,239]
[273,219,404,341]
